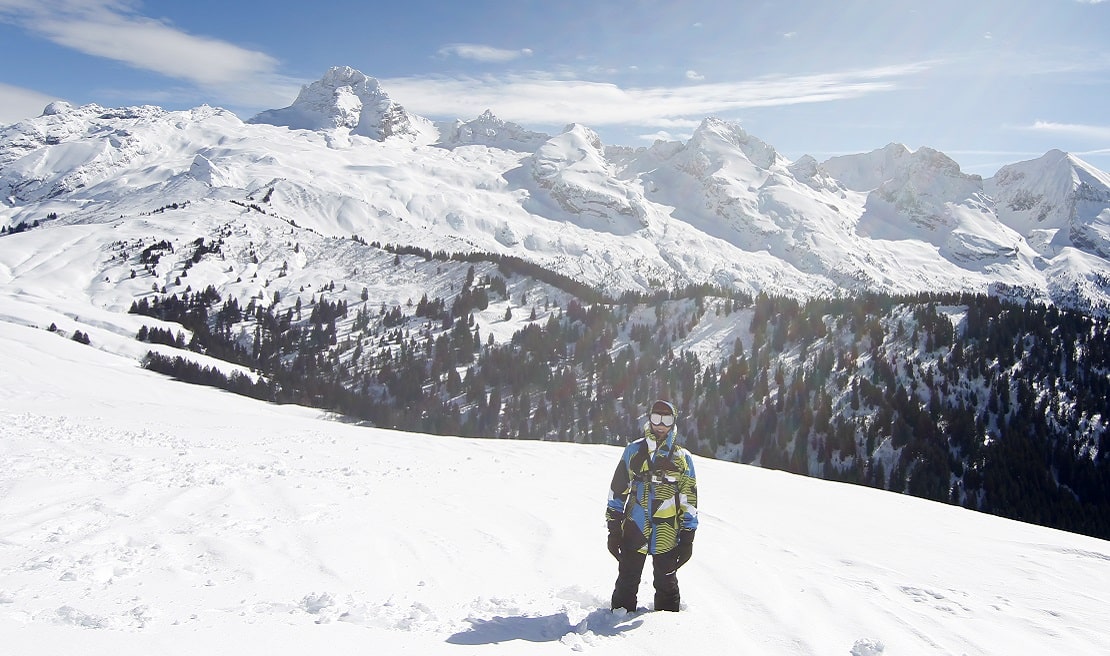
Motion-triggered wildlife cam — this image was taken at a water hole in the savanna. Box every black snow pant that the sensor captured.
[611,536,681,612]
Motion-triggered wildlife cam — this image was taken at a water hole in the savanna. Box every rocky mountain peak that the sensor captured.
[248,66,421,141]
[435,109,549,151]
[688,117,784,171]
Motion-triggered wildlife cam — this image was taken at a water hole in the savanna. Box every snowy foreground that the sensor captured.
[2,321,1109,655]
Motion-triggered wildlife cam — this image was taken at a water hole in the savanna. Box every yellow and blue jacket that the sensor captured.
[606,422,698,555]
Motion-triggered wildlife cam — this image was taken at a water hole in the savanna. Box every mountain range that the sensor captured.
[4,65,1110,315]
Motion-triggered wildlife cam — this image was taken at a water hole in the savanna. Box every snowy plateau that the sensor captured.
[1,65,1110,654]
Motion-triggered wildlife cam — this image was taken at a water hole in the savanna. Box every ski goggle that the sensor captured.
[649,413,675,427]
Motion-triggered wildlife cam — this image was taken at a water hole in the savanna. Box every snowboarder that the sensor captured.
[605,399,698,612]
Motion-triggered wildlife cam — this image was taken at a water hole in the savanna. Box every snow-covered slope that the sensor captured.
[4,66,1110,312]
[2,300,1109,655]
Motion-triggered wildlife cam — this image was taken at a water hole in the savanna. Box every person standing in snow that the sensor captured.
[605,399,698,612]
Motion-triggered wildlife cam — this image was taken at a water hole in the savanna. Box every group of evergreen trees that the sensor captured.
[1,212,56,236]
[132,251,1110,541]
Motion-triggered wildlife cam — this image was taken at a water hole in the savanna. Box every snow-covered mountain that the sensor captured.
[435,109,550,152]
[3,66,1110,313]
[988,149,1110,259]
[248,65,433,142]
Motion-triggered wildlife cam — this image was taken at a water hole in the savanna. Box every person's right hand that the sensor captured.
[675,530,695,568]
[607,521,622,560]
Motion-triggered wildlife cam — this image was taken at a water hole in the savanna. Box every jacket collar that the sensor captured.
[643,422,676,462]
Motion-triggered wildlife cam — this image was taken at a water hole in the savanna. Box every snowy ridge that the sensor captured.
[3,66,1110,312]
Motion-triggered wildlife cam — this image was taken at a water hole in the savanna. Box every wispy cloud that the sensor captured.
[1026,120,1110,140]
[0,81,61,123]
[685,70,705,81]
[639,129,695,143]
[437,43,534,63]
[0,0,282,88]
[383,63,931,131]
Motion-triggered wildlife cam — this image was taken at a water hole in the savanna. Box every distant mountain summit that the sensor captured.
[528,123,649,234]
[857,146,1023,265]
[988,149,1110,258]
[435,110,549,151]
[822,143,916,192]
[249,66,427,141]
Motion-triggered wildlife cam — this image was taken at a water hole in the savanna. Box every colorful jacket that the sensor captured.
[606,421,698,555]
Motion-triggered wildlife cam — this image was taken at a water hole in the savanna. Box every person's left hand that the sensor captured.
[607,520,623,560]
[675,530,695,568]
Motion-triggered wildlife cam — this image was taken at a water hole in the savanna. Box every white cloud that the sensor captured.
[437,43,534,63]
[0,0,303,118]
[685,70,705,81]
[646,117,704,129]
[0,0,278,86]
[1026,120,1110,140]
[0,82,61,124]
[638,129,695,143]
[382,63,931,131]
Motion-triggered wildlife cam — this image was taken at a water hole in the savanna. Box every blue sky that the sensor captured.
[0,0,1108,176]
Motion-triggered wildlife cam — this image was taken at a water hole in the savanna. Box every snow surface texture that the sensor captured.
[4,67,1110,312]
[2,304,1110,654]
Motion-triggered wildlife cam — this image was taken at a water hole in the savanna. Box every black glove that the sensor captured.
[675,530,695,568]
[607,520,623,560]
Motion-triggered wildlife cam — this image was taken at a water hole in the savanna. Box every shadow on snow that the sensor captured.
[445,608,644,645]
